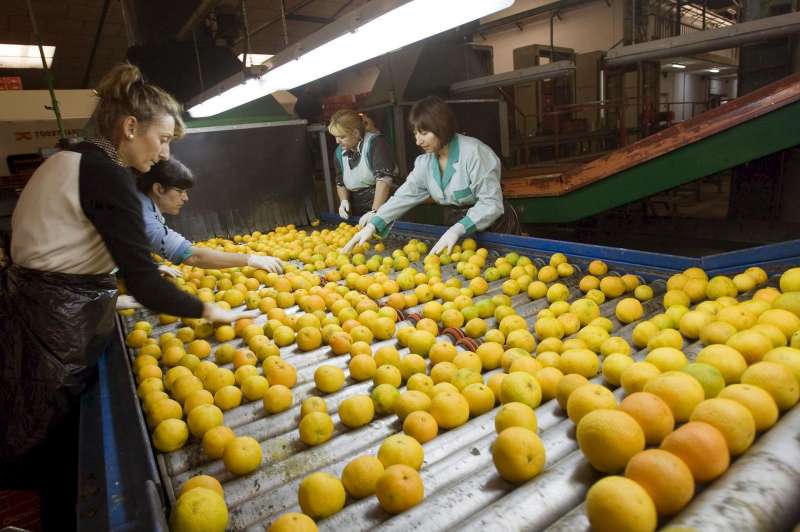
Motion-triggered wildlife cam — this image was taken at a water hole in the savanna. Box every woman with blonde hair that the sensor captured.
[328,109,397,225]
[1,64,253,464]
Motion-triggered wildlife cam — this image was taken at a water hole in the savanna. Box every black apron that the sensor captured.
[0,264,117,460]
[442,200,522,235]
[349,186,377,217]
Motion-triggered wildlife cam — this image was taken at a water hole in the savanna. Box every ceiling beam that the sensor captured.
[286,13,333,24]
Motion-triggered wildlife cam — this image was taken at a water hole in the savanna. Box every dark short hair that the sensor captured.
[409,96,457,146]
[137,158,195,194]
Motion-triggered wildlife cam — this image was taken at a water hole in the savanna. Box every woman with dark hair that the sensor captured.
[137,158,283,272]
[343,96,518,255]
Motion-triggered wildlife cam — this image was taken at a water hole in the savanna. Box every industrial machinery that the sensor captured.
[82,216,800,531]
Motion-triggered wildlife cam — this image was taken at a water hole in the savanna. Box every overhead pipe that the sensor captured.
[605,10,800,66]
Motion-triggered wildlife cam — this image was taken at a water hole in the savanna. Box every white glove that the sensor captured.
[158,264,182,278]
[428,223,466,256]
[341,224,376,254]
[358,210,377,227]
[116,295,142,310]
[338,199,350,219]
[247,254,283,273]
[203,304,259,323]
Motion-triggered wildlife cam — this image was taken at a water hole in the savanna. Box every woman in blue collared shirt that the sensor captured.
[137,158,282,272]
[344,96,519,255]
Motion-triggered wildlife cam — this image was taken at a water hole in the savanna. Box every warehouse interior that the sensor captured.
[1,0,799,530]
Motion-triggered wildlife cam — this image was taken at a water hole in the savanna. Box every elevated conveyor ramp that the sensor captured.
[503,73,800,224]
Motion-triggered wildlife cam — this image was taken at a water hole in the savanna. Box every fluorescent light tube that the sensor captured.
[708,67,720,73]
[670,63,687,69]
[0,44,55,69]
[189,0,515,117]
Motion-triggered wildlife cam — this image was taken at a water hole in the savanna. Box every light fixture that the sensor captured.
[708,67,720,73]
[0,43,55,69]
[188,0,515,117]
[237,53,274,67]
[670,63,687,69]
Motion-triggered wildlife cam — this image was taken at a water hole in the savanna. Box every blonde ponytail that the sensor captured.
[94,63,186,140]
[328,109,379,138]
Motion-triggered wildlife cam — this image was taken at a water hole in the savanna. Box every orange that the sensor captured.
[202,426,236,459]
[263,384,293,414]
[299,411,334,446]
[187,404,224,439]
[643,371,705,422]
[619,392,675,445]
[314,365,345,393]
[696,344,748,384]
[717,384,779,432]
[375,464,424,514]
[534,367,564,401]
[555,373,589,410]
[341,455,384,499]
[300,397,327,418]
[298,472,345,519]
[348,354,377,381]
[763,346,800,384]
[660,421,729,483]
[499,371,542,409]
[495,402,537,434]
[689,398,755,456]
[644,347,688,372]
[624,449,694,516]
[620,362,661,395]
[378,434,424,470]
[392,391,431,422]
[741,361,800,411]
[585,476,656,532]
[222,436,262,475]
[179,475,224,498]
[726,330,773,364]
[263,358,297,388]
[429,390,470,429]
[403,411,439,443]
[566,384,617,424]
[170,487,228,532]
[576,409,645,473]
[268,513,317,532]
[461,383,496,417]
[339,394,375,428]
[492,427,546,484]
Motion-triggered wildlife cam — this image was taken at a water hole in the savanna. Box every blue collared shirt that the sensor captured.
[137,191,193,264]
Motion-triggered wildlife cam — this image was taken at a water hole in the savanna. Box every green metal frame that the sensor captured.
[184,94,291,129]
[508,100,800,223]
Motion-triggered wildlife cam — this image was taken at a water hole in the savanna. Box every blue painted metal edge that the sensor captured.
[318,212,800,277]
[98,352,127,528]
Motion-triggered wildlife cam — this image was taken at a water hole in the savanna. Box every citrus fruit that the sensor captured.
[492,427,546,484]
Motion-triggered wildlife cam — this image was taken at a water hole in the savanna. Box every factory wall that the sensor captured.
[479,0,624,74]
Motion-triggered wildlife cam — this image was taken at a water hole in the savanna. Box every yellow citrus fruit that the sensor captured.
[374,364,403,387]
[717,383,779,432]
[726,329,773,364]
[241,375,269,402]
[339,394,375,428]
[169,487,228,532]
[223,436,262,475]
[153,418,189,452]
[620,392,675,446]
[759,308,800,338]
[214,385,242,411]
[371,383,400,415]
[300,397,327,418]
[298,472,345,519]
[699,320,737,345]
[585,476,656,532]
[268,513,318,532]
[624,449,694,516]
[577,409,645,473]
[263,384,293,414]
[147,398,183,428]
[499,371,542,409]
[492,427,546,483]
[348,354,377,381]
[299,411,334,446]
[314,365,345,393]
[680,362,725,399]
[429,390,470,429]
[341,455,384,499]
[378,433,424,470]
[615,298,644,324]
[403,410,438,443]
[659,421,730,483]
[559,349,600,378]
[567,383,617,424]
[763,346,800,384]
[740,361,800,411]
[375,464,425,514]
[601,354,634,387]
[555,373,589,410]
[696,344,748,384]
[202,425,236,460]
[534,366,563,401]
[187,404,224,438]
[644,347,688,372]
[183,389,214,415]
[689,398,755,456]
[643,371,705,422]
[179,474,224,498]
[462,383,495,417]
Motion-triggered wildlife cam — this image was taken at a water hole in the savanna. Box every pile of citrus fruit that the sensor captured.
[121,221,800,531]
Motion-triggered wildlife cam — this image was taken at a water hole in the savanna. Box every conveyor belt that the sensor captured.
[107,223,800,531]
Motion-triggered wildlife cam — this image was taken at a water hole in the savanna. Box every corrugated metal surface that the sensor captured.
[119,233,800,531]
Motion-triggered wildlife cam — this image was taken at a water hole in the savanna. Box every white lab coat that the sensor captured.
[371,133,504,236]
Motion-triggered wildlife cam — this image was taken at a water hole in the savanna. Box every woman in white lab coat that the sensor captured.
[329,110,397,225]
[344,96,519,255]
